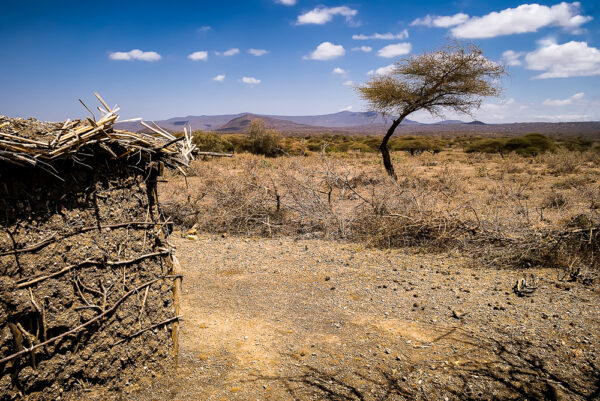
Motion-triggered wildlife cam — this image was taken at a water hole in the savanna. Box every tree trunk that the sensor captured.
[379,117,403,180]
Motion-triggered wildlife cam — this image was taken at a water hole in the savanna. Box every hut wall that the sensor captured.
[0,155,176,399]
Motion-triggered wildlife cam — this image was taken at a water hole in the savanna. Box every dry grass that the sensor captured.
[160,150,600,281]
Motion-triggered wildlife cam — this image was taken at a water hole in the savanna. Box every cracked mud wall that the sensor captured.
[0,154,177,400]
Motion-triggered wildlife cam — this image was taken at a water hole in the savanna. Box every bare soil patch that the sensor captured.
[120,235,599,400]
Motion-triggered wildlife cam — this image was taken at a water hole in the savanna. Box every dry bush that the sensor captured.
[160,150,600,281]
[539,149,583,175]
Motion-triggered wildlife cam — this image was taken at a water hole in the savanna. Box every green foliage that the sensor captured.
[465,134,555,156]
[389,136,442,155]
[192,131,234,153]
[464,138,506,155]
[559,138,594,152]
[247,119,283,157]
[504,133,555,156]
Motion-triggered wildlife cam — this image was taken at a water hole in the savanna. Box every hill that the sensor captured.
[114,112,600,138]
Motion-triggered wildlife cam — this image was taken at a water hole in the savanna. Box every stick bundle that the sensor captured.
[0,92,197,173]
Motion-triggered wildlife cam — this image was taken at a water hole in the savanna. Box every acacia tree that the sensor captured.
[358,43,505,179]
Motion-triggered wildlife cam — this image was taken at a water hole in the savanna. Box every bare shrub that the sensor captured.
[540,149,583,174]
[247,119,282,157]
[542,192,568,209]
[160,150,600,281]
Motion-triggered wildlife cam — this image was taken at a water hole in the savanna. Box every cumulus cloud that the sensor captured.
[332,67,347,75]
[248,48,269,56]
[296,6,358,25]
[411,13,469,28]
[304,42,345,60]
[352,46,372,53]
[197,26,211,33]
[533,113,591,121]
[525,40,600,78]
[352,30,409,40]
[377,43,411,58]
[242,77,261,84]
[543,92,585,106]
[276,0,296,5]
[367,64,396,76]
[339,105,353,112]
[451,2,592,39]
[188,51,208,61]
[213,74,226,82]
[109,49,161,62]
[216,48,240,56]
[342,80,354,87]
[502,50,524,66]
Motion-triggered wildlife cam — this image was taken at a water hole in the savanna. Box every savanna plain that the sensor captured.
[87,133,600,401]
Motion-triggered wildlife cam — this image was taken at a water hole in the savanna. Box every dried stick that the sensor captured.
[0,234,57,256]
[16,258,96,289]
[0,277,162,365]
[115,315,182,346]
[106,250,170,266]
[137,286,149,329]
[17,251,169,288]
[0,221,170,257]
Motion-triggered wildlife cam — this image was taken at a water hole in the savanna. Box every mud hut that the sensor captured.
[0,94,193,399]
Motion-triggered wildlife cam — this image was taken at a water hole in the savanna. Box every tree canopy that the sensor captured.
[358,43,506,178]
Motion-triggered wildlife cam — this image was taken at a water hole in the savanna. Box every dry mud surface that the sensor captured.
[116,235,598,400]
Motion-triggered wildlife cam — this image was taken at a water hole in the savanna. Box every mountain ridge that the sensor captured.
[114,112,600,138]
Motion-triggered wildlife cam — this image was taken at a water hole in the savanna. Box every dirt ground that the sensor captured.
[113,234,599,401]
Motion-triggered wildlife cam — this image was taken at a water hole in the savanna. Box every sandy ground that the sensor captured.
[119,234,599,401]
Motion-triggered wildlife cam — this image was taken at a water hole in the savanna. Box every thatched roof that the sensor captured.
[0,93,196,178]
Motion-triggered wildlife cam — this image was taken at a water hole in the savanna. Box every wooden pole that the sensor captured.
[170,254,183,364]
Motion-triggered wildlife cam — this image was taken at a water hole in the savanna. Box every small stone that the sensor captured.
[385,348,391,354]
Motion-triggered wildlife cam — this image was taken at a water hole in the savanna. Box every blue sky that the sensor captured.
[1,0,599,123]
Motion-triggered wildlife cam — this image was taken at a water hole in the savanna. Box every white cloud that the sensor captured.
[188,51,208,61]
[216,48,240,56]
[543,92,585,106]
[411,13,469,27]
[451,2,592,39]
[352,46,372,53]
[533,113,591,121]
[525,40,600,78]
[339,105,353,112]
[367,64,396,76]
[352,30,409,40]
[276,0,296,5]
[242,77,261,84]
[377,43,411,58]
[213,74,226,82]
[198,26,211,33]
[109,49,161,62]
[502,50,524,66]
[296,6,358,25]
[342,80,354,87]
[332,67,347,75]
[248,48,269,56]
[304,42,345,60]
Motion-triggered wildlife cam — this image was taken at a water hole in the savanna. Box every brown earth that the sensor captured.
[106,234,599,401]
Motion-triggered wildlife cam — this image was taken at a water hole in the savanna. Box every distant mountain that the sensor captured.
[115,113,245,133]
[114,111,418,133]
[264,111,420,127]
[113,112,600,138]
[434,120,466,125]
[216,113,318,132]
